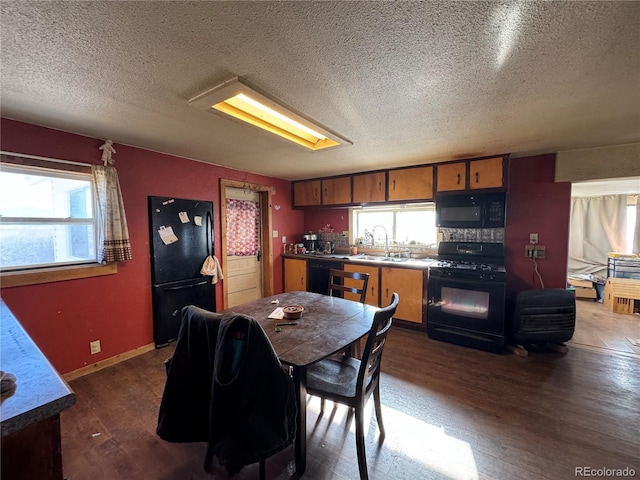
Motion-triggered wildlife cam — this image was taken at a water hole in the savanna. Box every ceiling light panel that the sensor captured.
[188,76,350,151]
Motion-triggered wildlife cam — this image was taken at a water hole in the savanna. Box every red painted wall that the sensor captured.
[0,118,303,374]
[304,208,350,236]
[505,153,571,296]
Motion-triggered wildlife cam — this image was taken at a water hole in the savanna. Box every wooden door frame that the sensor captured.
[220,179,274,309]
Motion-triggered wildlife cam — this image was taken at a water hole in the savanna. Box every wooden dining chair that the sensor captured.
[328,269,369,303]
[306,293,399,480]
[328,269,370,357]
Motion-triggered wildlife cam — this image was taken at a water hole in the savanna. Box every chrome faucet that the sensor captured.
[372,225,390,258]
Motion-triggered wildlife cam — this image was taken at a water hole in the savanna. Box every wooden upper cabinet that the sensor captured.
[388,166,434,201]
[436,161,466,192]
[469,157,504,189]
[353,172,386,203]
[321,177,352,205]
[293,180,321,206]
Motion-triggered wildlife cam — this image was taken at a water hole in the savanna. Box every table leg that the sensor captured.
[292,366,307,475]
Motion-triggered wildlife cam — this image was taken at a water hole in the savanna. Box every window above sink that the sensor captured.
[350,203,438,254]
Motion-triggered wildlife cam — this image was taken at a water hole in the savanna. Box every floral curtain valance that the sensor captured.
[92,165,132,263]
[226,198,259,256]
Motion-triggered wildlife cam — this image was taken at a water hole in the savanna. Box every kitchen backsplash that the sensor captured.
[312,227,503,257]
[440,227,504,243]
[317,231,349,249]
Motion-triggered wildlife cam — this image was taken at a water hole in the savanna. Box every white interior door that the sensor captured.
[225,188,263,307]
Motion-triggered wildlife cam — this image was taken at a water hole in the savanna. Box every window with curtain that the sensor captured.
[0,163,97,270]
[0,154,132,271]
[225,198,259,256]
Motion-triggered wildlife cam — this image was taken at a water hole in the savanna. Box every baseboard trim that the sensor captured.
[63,342,156,382]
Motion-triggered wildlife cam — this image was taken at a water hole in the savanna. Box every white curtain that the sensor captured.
[92,165,132,263]
[568,195,626,277]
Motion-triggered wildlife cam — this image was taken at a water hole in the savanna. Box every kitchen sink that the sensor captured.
[350,255,409,263]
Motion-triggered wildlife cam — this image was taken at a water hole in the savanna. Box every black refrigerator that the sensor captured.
[148,196,216,347]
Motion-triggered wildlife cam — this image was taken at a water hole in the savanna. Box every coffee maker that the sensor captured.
[302,232,317,253]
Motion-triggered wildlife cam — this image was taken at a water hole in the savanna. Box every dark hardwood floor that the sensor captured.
[60,302,640,480]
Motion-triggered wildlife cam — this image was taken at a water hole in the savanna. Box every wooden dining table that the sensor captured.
[224,290,380,475]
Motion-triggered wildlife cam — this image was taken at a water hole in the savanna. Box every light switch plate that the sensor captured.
[272,230,278,238]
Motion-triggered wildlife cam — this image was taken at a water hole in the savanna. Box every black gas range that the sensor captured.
[427,242,507,353]
[430,260,506,280]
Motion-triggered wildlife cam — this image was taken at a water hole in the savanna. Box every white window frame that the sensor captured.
[0,163,99,271]
[0,153,117,287]
[349,202,437,248]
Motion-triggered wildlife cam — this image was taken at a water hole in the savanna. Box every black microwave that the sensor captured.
[435,192,506,228]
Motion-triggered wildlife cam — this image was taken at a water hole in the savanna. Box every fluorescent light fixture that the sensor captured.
[188,76,351,151]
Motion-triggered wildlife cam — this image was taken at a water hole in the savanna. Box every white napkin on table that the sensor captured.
[268,307,284,319]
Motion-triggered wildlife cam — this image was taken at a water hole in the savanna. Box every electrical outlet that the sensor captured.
[529,233,538,244]
[525,244,546,259]
[272,230,278,238]
[281,236,286,243]
[90,340,101,355]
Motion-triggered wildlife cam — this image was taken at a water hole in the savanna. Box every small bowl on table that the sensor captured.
[283,305,304,319]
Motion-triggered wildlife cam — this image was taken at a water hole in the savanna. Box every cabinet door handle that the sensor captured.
[378,181,382,191]
[386,288,389,297]
[324,188,327,196]
[475,172,479,183]
[457,173,461,184]
[392,180,396,190]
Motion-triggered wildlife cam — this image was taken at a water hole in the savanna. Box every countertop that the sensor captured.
[283,252,438,269]
[0,299,76,437]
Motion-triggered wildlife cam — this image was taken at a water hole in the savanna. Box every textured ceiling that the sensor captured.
[1,1,639,180]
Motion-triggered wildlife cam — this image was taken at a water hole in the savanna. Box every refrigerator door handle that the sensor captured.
[162,280,209,291]
[257,250,262,262]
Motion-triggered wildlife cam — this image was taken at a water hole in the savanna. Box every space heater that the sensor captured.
[510,288,576,345]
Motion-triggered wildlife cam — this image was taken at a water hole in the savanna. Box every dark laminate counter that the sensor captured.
[282,252,438,269]
[1,298,76,480]
[0,299,76,437]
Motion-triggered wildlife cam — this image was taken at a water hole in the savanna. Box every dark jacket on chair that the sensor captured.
[156,306,296,476]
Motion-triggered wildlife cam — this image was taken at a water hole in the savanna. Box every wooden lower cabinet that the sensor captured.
[1,415,64,480]
[284,258,307,292]
[343,263,380,306]
[381,267,424,324]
